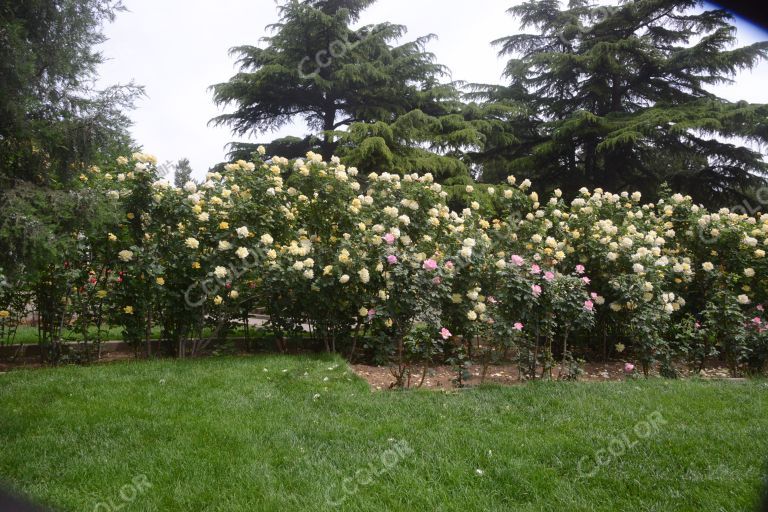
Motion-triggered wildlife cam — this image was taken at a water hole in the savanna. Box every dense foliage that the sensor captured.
[0,0,142,188]
[212,0,768,208]
[476,0,768,206]
[2,150,767,381]
[209,0,461,174]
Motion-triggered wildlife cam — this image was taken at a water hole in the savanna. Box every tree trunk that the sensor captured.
[320,107,338,160]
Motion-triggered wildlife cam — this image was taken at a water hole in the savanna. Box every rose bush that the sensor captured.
[4,149,768,378]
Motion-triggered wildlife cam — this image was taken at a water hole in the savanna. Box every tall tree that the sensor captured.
[173,158,193,188]
[0,0,142,188]
[483,0,768,206]
[210,0,457,162]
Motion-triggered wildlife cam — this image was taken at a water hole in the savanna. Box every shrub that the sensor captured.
[3,151,768,378]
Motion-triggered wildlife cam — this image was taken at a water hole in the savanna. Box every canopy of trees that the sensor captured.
[0,0,142,188]
[479,0,768,205]
[213,0,768,208]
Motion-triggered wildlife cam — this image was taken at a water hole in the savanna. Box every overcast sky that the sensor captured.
[96,0,768,180]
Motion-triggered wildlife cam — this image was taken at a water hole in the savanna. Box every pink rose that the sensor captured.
[513,322,524,331]
[510,255,524,266]
[590,292,598,299]
[531,284,542,297]
[367,308,376,319]
[487,296,497,304]
[544,271,555,282]
[694,322,701,329]
[422,258,438,271]
[758,304,765,312]
[582,276,591,285]
[440,327,452,340]
[752,317,762,326]
[575,264,585,274]
[444,260,454,270]
[624,362,635,373]
[386,254,398,265]
[583,300,594,312]
[531,264,541,275]
[432,276,442,285]
[382,233,395,245]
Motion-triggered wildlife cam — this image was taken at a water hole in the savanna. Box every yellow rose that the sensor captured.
[219,222,229,230]
[192,262,201,269]
[0,310,10,318]
[123,306,134,315]
[96,290,108,299]
[156,277,165,286]
[126,213,135,220]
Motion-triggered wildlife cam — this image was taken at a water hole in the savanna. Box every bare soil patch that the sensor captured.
[351,362,735,390]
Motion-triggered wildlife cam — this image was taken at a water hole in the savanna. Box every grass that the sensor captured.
[0,356,766,511]
[5,325,255,345]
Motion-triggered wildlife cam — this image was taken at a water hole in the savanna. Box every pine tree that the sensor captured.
[336,101,522,184]
[210,0,454,162]
[173,158,193,188]
[0,0,142,187]
[484,0,768,206]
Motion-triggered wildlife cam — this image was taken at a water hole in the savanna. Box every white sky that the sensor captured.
[96,0,768,180]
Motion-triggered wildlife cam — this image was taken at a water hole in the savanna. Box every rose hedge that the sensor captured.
[1,150,767,378]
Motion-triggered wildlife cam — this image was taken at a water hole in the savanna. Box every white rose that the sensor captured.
[118,250,134,262]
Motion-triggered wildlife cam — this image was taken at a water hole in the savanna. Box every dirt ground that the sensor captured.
[0,350,736,389]
[350,362,736,390]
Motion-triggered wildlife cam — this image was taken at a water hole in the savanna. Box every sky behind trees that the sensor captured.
[96,0,768,179]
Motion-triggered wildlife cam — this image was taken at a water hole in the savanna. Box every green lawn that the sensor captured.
[5,325,255,345]
[0,356,766,511]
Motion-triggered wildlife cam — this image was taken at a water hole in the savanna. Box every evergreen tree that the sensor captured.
[210,0,456,162]
[0,0,142,187]
[173,158,193,188]
[484,0,768,206]
[336,101,522,184]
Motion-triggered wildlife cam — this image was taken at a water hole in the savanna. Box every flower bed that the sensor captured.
[1,150,766,380]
